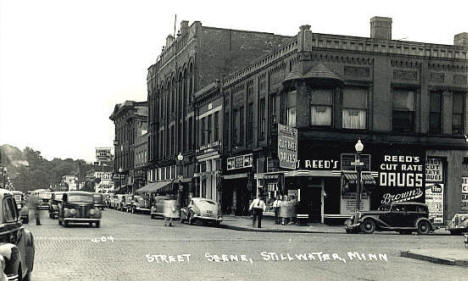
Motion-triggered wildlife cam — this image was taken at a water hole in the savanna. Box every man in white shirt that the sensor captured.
[272,196,282,224]
[249,195,266,228]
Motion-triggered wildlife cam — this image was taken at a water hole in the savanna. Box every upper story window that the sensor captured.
[239,106,244,146]
[287,91,296,128]
[214,111,219,142]
[200,117,206,145]
[233,109,239,147]
[429,91,442,134]
[342,87,367,130]
[311,89,333,127]
[392,89,415,133]
[259,98,266,138]
[247,103,254,144]
[207,114,212,144]
[453,92,465,135]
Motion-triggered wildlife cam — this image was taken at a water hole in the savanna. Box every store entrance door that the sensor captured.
[299,186,322,223]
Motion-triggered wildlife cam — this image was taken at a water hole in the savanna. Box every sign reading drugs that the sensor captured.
[378,155,424,188]
[278,123,298,169]
[425,158,444,183]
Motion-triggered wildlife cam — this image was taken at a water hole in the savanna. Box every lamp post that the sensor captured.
[354,139,364,211]
[177,153,184,205]
[118,167,123,193]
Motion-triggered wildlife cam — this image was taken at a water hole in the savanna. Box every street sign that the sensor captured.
[351,161,364,166]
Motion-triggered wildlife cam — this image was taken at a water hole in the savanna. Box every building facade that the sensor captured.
[109,100,148,193]
[147,17,468,223]
[146,20,291,202]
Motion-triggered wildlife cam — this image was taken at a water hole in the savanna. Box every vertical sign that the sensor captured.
[425,183,444,224]
[425,158,444,183]
[278,123,298,169]
[462,177,468,211]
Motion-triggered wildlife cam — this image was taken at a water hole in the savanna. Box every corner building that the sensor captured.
[146,21,291,204]
[219,17,468,223]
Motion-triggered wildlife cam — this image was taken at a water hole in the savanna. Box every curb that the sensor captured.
[401,250,468,267]
[219,224,345,234]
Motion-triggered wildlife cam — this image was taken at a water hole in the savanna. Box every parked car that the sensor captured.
[58,191,101,227]
[109,194,121,209]
[0,189,35,281]
[130,195,151,214]
[344,202,435,235]
[447,213,468,235]
[48,192,65,219]
[93,193,105,210]
[121,194,133,212]
[11,191,29,223]
[180,197,223,226]
[150,195,176,219]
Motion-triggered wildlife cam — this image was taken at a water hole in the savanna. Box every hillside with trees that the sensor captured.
[0,144,94,193]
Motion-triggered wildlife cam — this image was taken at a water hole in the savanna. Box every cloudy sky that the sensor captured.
[0,0,467,162]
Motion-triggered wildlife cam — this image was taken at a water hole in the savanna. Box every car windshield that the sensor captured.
[68,195,94,203]
[14,195,22,202]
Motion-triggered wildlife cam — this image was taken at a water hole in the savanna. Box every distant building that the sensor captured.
[95,147,113,166]
[62,175,78,191]
[134,119,148,192]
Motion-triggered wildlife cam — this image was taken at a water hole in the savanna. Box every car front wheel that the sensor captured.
[417,221,431,235]
[360,219,376,234]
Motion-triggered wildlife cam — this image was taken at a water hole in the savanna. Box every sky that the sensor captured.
[0,0,467,162]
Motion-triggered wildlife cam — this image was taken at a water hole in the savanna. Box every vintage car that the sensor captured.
[150,195,177,219]
[48,192,65,219]
[180,197,222,226]
[0,189,35,281]
[58,191,101,227]
[109,194,121,209]
[344,202,435,235]
[93,193,105,210]
[11,191,29,224]
[130,195,151,214]
[34,190,52,210]
[447,213,468,235]
[120,195,133,212]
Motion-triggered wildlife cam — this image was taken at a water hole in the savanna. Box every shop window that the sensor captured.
[453,92,465,135]
[342,87,367,129]
[429,91,442,134]
[214,111,219,142]
[311,89,333,126]
[259,98,266,139]
[202,178,207,198]
[392,89,415,133]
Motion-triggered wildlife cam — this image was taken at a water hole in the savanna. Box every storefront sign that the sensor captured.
[296,159,340,170]
[278,123,298,170]
[377,155,424,188]
[227,154,253,171]
[462,177,468,211]
[340,193,370,215]
[378,188,424,205]
[425,158,444,183]
[425,183,444,224]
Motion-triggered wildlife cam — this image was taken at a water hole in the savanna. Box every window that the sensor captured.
[429,91,442,134]
[311,89,333,126]
[269,95,277,126]
[224,112,230,148]
[170,126,175,155]
[188,117,193,149]
[343,87,367,129]
[233,109,239,146]
[453,92,465,135]
[201,117,206,145]
[214,111,219,142]
[239,106,244,146]
[207,114,212,144]
[183,120,187,151]
[171,79,176,113]
[392,89,415,133]
[259,98,266,138]
[2,199,16,222]
[287,91,296,127]
[247,103,253,144]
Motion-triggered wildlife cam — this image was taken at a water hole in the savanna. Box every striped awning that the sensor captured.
[343,172,376,185]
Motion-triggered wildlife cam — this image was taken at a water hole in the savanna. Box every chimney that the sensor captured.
[370,17,392,40]
[298,24,313,52]
[454,32,468,47]
[166,34,174,47]
[180,20,189,35]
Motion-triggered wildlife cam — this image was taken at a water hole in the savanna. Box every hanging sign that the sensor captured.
[278,123,298,169]
[425,158,444,183]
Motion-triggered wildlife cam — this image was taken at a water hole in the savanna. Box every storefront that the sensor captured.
[195,142,222,203]
[222,153,254,215]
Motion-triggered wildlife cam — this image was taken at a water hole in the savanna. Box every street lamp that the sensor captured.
[177,153,184,205]
[118,167,123,194]
[354,139,364,211]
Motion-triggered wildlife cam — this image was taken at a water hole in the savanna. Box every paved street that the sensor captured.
[27,209,467,281]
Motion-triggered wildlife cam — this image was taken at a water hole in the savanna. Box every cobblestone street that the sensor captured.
[24,209,468,281]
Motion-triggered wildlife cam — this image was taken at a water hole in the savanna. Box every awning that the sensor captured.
[135,181,172,194]
[343,172,376,185]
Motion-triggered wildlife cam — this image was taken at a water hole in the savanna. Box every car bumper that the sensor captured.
[64,218,101,222]
[193,215,223,222]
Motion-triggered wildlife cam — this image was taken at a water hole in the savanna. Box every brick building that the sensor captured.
[147,18,468,223]
[109,100,148,193]
[146,21,291,200]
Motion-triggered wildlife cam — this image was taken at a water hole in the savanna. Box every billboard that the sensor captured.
[96,147,112,162]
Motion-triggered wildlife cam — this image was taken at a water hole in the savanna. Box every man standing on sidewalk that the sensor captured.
[249,195,266,228]
[272,196,282,224]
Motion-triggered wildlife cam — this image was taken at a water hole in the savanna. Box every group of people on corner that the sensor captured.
[249,194,298,228]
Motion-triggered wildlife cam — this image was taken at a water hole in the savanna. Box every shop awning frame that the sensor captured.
[342,171,377,185]
[135,180,173,194]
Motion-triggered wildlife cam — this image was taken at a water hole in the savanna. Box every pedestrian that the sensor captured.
[163,198,178,227]
[273,196,282,224]
[249,195,266,228]
[28,194,41,225]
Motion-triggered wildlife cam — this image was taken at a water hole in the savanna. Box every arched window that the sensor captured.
[189,63,194,103]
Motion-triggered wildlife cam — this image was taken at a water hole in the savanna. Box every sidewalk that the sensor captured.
[220,215,345,234]
[401,248,468,267]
